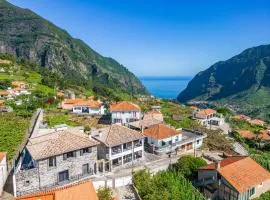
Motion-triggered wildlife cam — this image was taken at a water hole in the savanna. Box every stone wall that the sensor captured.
[15,146,98,196]
[15,168,39,196]
[97,144,108,160]
[38,146,98,187]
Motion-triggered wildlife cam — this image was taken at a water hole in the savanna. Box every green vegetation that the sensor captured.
[133,169,205,200]
[230,119,264,132]
[202,129,233,151]
[0,113,29,159]
[256,191,270,200]
[0,0,148,100]
[177,44,270,122]
[172,155,207,180]
[45,113,79,127]
[97,187,113,200]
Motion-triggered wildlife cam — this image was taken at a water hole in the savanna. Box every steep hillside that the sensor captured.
[0,0,147,98]
[177,44,270,120]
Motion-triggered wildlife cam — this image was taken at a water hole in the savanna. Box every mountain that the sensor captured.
[0,0,147,98]
[177,44,270,120]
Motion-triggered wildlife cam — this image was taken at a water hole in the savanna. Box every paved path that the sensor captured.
[233,142,248,155]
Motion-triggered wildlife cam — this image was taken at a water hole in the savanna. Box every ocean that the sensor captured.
[140,76,192,99]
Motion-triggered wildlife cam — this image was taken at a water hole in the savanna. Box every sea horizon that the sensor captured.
[140,76,193,99]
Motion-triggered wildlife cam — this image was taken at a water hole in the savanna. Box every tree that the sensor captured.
[0,80,11,90]
[133,169,205,200]
[97,187,113,200]
[173,155,207,180]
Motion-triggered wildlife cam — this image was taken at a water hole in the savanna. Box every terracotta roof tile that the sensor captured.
[73,100,102,108]
[16,179,98,200]
[110,101,140,111]
[27,130,99,160]
[0,152,6,163]
[237,130,255,139]
[0,90,9,95]
[11,81,26,87]
[144,124,181,140]
[92,124,144,147]
[196,109,216,117]
[249,119,265,126]
[199,156,246,170]
[233,114,250,120]
[63,99,84,105]
[237,129,270,141]
[218,157,270,193]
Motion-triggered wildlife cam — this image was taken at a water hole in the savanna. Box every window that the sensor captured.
[197,140,200,145]
[48,156,56,167]
[63,151,76,160]
[82,164,89,175]
[162,141,166,146]
[249,187,255,196]
[80,147,92,155]
[24,180,30,186]
[175,136,179,142]
[58,170,69,183]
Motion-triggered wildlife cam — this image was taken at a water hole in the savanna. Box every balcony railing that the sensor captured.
[111,147,122,155]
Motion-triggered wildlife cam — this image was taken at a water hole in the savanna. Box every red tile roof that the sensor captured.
[144,124,180,140]
[110,101,140,111]
[233,114,250,120]
[196,109,216,117]
[11,81,26,87]
[218,157,270,193]
[62,99,102,107]
[0,90,9,96]
[237,129,270,141]
[249,119,265,126]
[0,152,6,163]
[199,156,246,170]
[73,100,102,108]
[237,130,255,139]
[16,179,98,200]
[200,156,270,193]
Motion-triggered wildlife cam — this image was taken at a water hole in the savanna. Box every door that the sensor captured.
[82,163,89,175]
[58,170,69,183]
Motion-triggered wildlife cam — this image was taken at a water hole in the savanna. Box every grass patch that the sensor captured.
[0,113,29,159]
[45,113,79,127]
[0,73,24,80]
[26,72,42,83]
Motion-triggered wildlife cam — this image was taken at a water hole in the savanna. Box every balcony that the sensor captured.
[123,142,132,151]
[111,145,122,155]
[134,140,142,148]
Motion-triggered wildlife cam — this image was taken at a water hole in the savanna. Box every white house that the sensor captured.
[194,109,224,126]
[110,101,141,124]
[144,124,207,154]
[71,100,105,115]
[0,152,8,196]
[91,124,144,171]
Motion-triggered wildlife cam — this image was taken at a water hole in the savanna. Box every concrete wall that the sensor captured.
[0,155,8,195]
[72,106,105,115]
[111,111,141,124]
[198,169,217,180]
[147,133,183,148]
[249,179,270,199]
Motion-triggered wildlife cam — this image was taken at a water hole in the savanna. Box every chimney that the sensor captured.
[215,161,221,169]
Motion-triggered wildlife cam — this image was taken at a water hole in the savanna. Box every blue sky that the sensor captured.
[8,0,270,76]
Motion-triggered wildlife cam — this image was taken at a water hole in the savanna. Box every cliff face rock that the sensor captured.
[177,44,270,120]
[0,0,147,95]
